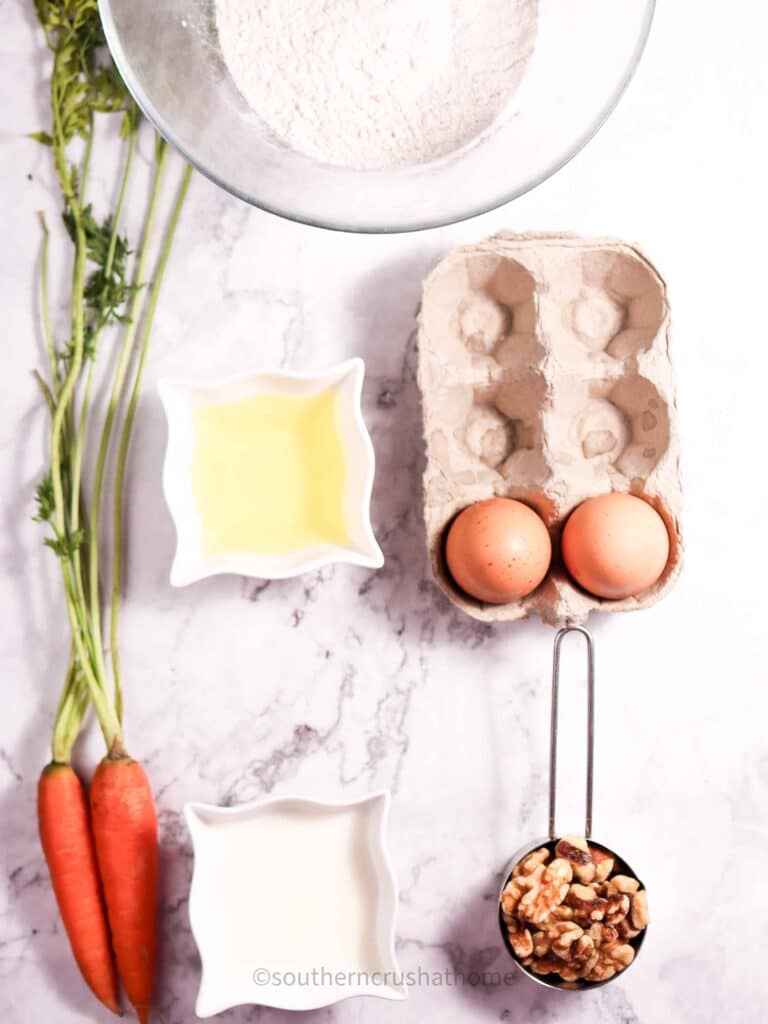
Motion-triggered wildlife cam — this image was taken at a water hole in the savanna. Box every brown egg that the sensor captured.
[562,492,670,600]
[445,498,552,604]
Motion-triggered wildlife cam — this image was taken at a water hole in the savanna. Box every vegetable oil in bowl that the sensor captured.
[159,360,383,584]
[192,388,350,556]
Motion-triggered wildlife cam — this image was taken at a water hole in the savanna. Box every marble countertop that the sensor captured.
[2,3,767,1022]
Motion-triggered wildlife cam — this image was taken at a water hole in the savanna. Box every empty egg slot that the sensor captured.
[578,398,631,463]
[566,287,627,354]
[492,374,548,482]
[566,249,667,359]
[608,373,671,481]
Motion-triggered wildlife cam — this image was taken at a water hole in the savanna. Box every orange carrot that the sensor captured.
[38,763,121,1016]
[90,756,158,1024]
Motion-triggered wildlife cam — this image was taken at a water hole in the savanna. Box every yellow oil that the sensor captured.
[191,389,350,556]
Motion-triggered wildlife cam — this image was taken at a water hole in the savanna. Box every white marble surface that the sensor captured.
[2,2,767,1022]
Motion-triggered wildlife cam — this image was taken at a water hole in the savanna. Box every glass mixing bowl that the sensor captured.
[99,0,655,233]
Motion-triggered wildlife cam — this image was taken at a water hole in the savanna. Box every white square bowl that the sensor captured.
[159,359,383,585]
[184,792,405,1014]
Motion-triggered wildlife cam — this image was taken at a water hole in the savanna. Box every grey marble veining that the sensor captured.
[2,2,768,1023]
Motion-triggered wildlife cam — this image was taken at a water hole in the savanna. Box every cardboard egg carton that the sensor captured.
[417,234,682,626]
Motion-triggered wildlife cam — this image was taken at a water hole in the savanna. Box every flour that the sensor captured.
[215,0,538,170]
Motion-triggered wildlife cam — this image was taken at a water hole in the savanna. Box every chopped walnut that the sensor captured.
[500,878,524,919]
[566,882,609,923]
[549,921,584,961]
[568,934,599,975]
[556,835,589,858]
[584,942,636,983]
[616,918,642,941]
[584,962,615,982]
[608,874,640,895]
[506,920,534,959]
[530,920,580,959]
[524,863,546,887]
[590,846,615,883]
[555,835,596,883]
[501,864,546,920]
[544,903,575,923]
[530,955,564,976]
[545,858,573,886]
[609,943,635,968]
[517,859,571,925]
[631,890,649,930]
[557,963,582,982]
[588,923,619,946]
[513,847,549,877]
[518,881,568,925]
[604,893,631,926]
[532,929,550,958]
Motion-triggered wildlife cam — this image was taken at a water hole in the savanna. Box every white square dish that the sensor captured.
[159,359,383,585]
[184,792,405,1014]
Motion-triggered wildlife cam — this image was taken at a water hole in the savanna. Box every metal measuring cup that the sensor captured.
[497,626,649,989]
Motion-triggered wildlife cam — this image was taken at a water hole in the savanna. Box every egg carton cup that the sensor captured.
[417,233,683,626]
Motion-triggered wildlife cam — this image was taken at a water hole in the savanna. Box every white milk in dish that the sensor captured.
[186,794,403,1012]
[206,806,378,969]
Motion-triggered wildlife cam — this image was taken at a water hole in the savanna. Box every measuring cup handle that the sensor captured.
[548,625,595,840]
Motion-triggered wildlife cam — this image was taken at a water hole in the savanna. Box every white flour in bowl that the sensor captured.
[215,0,538,170]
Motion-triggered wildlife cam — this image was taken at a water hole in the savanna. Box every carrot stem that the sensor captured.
[37,212,59,395]
[70,127,137,533]
[52,658,89,765]
[78,113,94,204]
[68,127,138,670]
[45,146,122,748]
[87,140,168,697]
[110,159,192,714]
